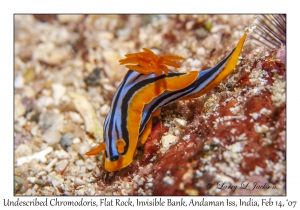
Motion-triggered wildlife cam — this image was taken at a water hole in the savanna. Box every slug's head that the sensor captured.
[85,139,134,172]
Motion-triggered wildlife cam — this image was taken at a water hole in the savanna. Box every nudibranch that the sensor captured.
[86,32,247,172]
